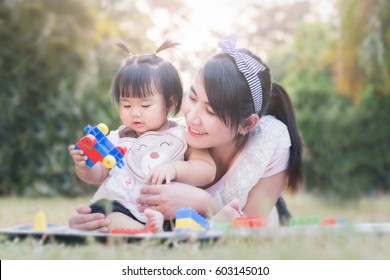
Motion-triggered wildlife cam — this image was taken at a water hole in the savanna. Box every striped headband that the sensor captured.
[218,35,266,114]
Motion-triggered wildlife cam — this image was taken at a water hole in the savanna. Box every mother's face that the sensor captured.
[182,73,238,150]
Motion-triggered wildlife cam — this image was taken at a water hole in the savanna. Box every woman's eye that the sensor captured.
[142,105,151,108]
[206,108,216,115]
[188,95,196,102]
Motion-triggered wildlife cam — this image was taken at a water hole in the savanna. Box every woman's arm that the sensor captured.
[68,205,111,232]
[242,170,287,216]
[138,183,222,219]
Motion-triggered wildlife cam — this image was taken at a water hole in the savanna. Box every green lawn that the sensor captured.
[1,192,390,259]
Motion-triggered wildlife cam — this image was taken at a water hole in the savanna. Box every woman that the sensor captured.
[69,35,303,231]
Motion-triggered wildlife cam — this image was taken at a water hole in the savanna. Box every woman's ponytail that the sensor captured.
[267,82,304,192]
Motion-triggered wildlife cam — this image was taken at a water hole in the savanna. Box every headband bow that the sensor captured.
[218,35,265,114]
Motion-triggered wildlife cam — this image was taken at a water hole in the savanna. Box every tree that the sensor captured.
[335,0,390,103]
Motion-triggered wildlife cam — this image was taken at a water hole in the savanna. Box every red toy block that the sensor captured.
[321,218,337,225]
[232,216,267,228]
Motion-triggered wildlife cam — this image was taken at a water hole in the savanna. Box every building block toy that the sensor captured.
[232,216,267,228]
[175,208,209,231]
[289,216,321,226]
[289,216,348,226]
[75,123,127,169]
[33,211,48,231]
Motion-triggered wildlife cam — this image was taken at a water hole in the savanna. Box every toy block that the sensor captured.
[232,216,267,228]
[290,216,321,226]
[75,123,127,169]
[321,218,337,225]
[175,218,206,231]
[175,208,209,231]
[33,211,48,231]
[211,223,232,230]
[111,228,154,235]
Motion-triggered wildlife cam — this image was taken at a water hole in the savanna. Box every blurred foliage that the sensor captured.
[278,0,390,197]
[0,0,154,196]
[334,0,390,103]
[0,0,389,198]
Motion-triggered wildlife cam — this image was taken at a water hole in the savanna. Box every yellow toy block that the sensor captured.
[176,218,205,231]
[33,211,48,231]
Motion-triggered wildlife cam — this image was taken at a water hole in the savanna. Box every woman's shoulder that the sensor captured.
[249,115,291,149]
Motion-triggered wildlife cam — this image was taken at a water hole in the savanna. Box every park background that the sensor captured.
[0,0,389,259]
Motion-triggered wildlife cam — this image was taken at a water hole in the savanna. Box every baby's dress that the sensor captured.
[91,122,186,223]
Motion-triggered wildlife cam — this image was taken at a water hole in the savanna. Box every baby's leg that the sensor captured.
[211,199,242,224]
[106,212,144,231]
[144,209,164,233]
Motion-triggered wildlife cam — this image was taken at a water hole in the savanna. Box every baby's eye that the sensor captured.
[160,141,173,147]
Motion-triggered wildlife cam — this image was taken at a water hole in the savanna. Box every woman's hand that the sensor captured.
[138,183,221,219]
[68,205,110,232]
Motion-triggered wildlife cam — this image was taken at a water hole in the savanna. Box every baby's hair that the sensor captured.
[111,40,183,115]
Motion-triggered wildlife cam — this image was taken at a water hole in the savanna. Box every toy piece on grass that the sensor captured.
[75,123,127,169]
[211,223,232,230]
[175,208,209,231]
[289,216,347,226]
[33,211,48,231]
[321,218,346,225]
[232,216,267,228]
[289,216,321,226]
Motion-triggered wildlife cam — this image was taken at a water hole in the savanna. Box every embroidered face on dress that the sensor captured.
[125,126,187,180]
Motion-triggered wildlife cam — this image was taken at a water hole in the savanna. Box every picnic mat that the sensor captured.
[1,223,390,244]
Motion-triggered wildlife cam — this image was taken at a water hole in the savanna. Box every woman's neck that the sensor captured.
[208,135,248,184]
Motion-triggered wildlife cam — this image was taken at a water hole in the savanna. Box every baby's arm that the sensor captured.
[145,146,216,187]
[68,145,109,185]
[178,146,216,187]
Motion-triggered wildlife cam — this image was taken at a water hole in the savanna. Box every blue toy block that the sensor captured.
[75,123,127,169]
[175,208,209,230]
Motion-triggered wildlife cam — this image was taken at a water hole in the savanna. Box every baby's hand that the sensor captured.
[145,163,176,185]
[68,145,89,171]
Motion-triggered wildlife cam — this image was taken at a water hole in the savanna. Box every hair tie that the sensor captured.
[218,34,265,114]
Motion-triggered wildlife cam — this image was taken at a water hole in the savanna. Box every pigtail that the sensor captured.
[155,40,180,54]
[267,82,304,193]
[114,40,131,55]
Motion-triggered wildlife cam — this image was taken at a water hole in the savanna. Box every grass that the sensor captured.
[1,192,390,260]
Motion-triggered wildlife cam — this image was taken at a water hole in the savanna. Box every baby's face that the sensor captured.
[119,85,170,137]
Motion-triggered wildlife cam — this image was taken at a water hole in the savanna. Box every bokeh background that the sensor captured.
[0,0,389,200]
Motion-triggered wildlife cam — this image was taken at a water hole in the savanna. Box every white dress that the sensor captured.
[91,122,186,223]
[205,115,291,227]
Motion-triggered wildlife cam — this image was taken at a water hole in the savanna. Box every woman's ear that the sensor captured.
[239,114,260,135]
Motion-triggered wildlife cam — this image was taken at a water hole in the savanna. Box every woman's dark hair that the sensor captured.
[111,40,182,115]
[202,50,303,192]
[267,82,304,193]
[202,49,271,129]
